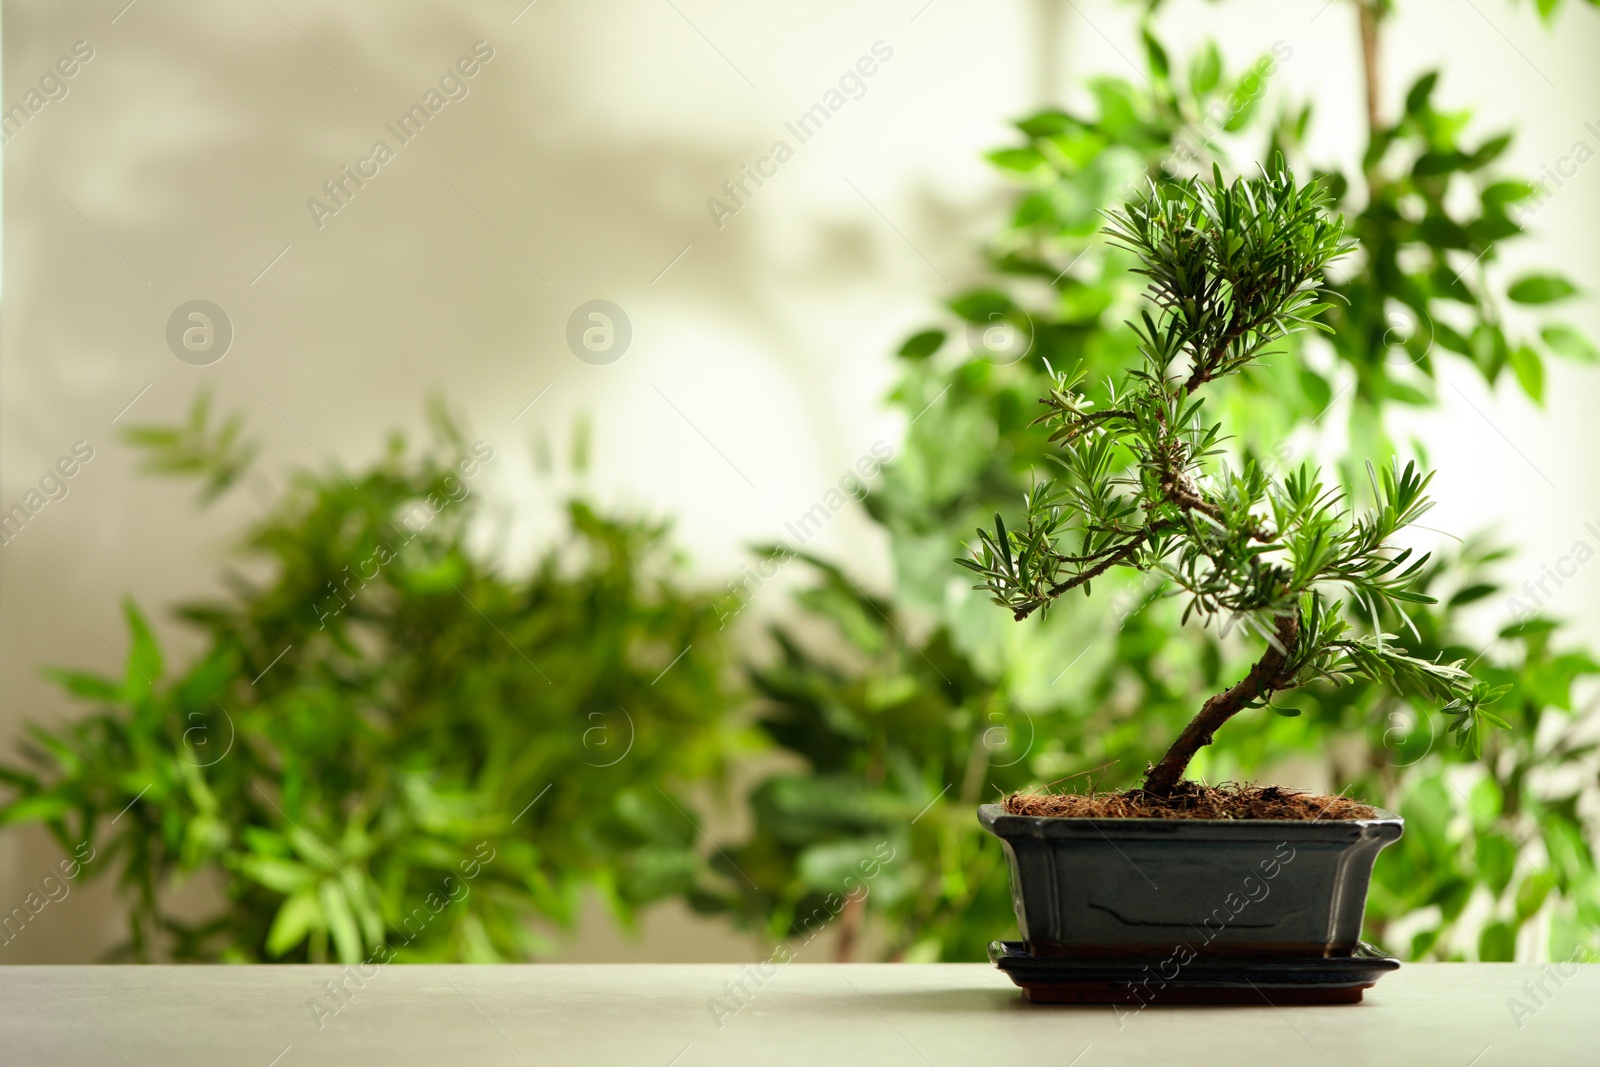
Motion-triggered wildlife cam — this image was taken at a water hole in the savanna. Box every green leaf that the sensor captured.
[1507,346,1544,403]
[1141,30,1170,81]
[1413,151,1469,178]
[1015,110,1073,138]
[1479,920,1516,961]
[1299,369,1332,412]
[1541,324,1599,363]
[897,329,946,361]
[321,880,364,965]
[1404,73,1439,118]
[1222,76,1264,132]
[1471,323,1509,380]
[1478,834,1517,895]
[239,856,316,895]
[948,290,1014,323]
[265,888,322,958]
[1515,875,1551,922]
[1468,212,1521,244]
[1507,274,1579,304]
[1481,180,1536,209]
[41,668,123,703]
[1384,380,1432,406]
[1419,213,1470,248]
[122,600,163,687]
[1433,320,1471,356]
[1013,190,1054,227]
[1448,583,1497,607]
[0,793,74,826]
[1189,42,1222,96]
[1467,133,1512,170]
[988,147,1047,174]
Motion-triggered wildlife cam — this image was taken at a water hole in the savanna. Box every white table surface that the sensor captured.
[2,963,1596,1066]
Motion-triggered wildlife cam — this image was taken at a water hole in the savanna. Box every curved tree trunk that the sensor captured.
[1143,612,1301,797]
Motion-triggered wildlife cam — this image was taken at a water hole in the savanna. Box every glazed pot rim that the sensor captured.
[978,801,1403,834]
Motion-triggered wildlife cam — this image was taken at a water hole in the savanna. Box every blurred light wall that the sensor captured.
[2,0,1597,962]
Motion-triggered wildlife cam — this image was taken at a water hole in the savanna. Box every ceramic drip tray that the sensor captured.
[989,939,1400,1005]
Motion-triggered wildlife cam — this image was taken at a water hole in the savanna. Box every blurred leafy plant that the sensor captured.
[121,388,259,504]
[1303,58,1595,421]
[0,400,745,962]
[709,551,1025,961]
[714,0,1599,963]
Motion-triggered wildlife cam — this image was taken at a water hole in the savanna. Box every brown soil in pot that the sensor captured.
[1004,782,1378,820]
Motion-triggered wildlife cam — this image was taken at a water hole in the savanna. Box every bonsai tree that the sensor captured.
[959,162,1509,801]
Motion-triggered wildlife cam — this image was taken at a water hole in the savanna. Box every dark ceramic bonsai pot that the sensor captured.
[978,802,1404,1003]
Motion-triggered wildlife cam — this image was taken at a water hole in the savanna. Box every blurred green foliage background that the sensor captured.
[4,0,1598,965]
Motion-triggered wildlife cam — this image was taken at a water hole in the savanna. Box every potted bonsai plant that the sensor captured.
[960,163,1509,1004]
